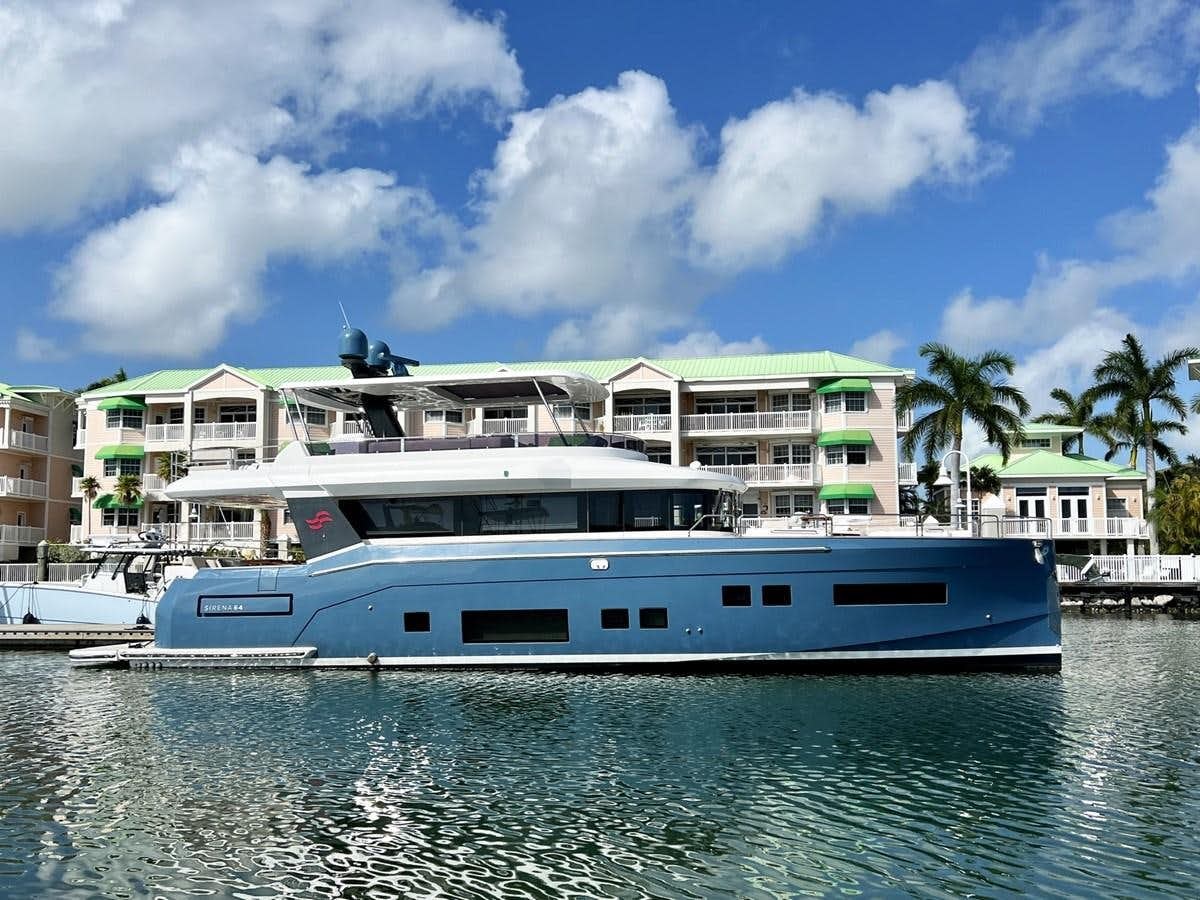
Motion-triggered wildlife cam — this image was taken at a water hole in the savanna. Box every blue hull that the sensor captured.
[144,536,1062,671]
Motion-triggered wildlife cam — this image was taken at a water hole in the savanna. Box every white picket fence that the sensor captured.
[1058,555,1200,584]
[0,563,95,584]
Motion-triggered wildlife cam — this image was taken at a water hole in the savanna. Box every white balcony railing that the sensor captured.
[898,462,918,483]
[701,464,814,485]
[142,474,168,492]
[333,419,366,437]
[481,418,530,435]
[682,411,811,433]
[5,430,49,452]
[70,524,82,543]
[190,522,258,543]
[0,525,45,545]
[71,476,84,496]
[897,410,913,431]
[613,414,674,433]
[192,422,257,442]
[0,476,48,499]
[145,423,187,443]
[999,517,1149,539]
[1000,518,1053,537]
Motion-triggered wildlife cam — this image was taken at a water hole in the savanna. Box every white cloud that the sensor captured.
[396,73,996,354]
[54,144,444,357]
[15,328,64,362]
[849,329,905,364]
[960,0,1200,129]
[655,331,771,359]
[941,120,1200,349]
[0,0,523,231]
[691,81,1002,270]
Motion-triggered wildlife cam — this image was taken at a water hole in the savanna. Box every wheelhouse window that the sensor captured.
[219,404,256,423]
[103,458,141,477]
[340,489,735,538]
[695,445,757,466]
[827,498,870,515]
[424,409,465,424]
[695,396,756,414]
[106,409,144,429]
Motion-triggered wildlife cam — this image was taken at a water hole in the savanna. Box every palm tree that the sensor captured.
[897,343,1030,523]
[113,474,142,508]
[1032,388,1099,454]
[79,367,127,393]
[1090,333,1198,553]
[78,476,100,540]
[1091,405,1183,470]
[1148,474,1200,554]
[156,451,188,483]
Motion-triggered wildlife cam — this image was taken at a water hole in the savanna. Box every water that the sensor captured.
[1,617,1197,898]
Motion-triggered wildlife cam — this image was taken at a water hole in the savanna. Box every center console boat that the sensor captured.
[70,330,1062,670]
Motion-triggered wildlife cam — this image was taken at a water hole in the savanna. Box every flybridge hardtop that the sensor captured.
[74,326,1062,672]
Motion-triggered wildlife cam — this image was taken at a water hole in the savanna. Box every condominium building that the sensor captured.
[974,423,1148,554]
[74,352,917,550]
[0,384,82,561]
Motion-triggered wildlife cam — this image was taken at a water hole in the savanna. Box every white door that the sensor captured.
[1059,494,1090,535]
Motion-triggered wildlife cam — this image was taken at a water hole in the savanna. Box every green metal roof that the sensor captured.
[80,351,909,398]
[974,450,1145,480]
[816,377,872,394]
[817,429,874,447]
[95,444,145,459]
[819,484,876,500]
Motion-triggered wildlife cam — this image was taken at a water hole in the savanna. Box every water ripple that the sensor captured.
[0,617,1198,897]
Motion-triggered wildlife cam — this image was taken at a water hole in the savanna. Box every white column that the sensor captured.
[2,406,10,445]
[669,382,682,465]
[603,388,614,434]
[255,393,267,460]
[1126,539,1134,558]
[183,395,194,449]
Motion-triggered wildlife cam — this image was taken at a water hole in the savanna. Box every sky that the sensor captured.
[4,0,1200,456]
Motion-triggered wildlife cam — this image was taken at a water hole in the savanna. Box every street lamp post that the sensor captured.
[938,449,972,531]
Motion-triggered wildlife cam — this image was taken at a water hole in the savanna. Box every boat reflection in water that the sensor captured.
[71,328,1061,672]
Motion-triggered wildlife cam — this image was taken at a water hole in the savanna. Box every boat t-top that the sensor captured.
[71,328,1062,670]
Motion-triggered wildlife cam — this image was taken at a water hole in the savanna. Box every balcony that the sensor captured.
[145,423,187,444]
[682,411,811,434]
[482,418,530,435]
[191,521,258,543]
[613,413,674,433]
[193,422,257,443]
[142,474,169,494]
[898,462,918,483]
[701,463,814,486]
[1,430,49,452]
[332,419,366,438]
[897,410,913,431]
[998,517,1149,539]
[70,524,82,543]
[0,524,45,545]
[0,476,48,499]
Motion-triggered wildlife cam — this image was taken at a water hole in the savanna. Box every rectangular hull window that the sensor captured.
[462,609,570,643]
[639,607,668,629]
[722,585,752,607]
[833,583,947,606]
[601,608,629,629]
[404,611,430,632]
[762,585,792,606]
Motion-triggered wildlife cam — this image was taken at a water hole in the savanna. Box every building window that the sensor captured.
[553,403,591,421]
[644,449,672,465]
[167,407,185,425]
[235,450,256,465]
[695,396,756,414]
[696,445,757,466]
[825,445,844,465]
[616,396,671,416]
[600,608,629,629]
[846,445,868,465]
[827,498,871,516]
[483,407,526,420]
[101,508,139,528]
[822,394,843,414]
[105,409,143,429]
[424,409,465,424]
[773,492,814,517]
[219,404,256,423]
[1021,437,1052,449]
[300,405,327,426]
[741,502,760,517]
[103,458,141,477]
[844,392,867,412]
[771,393,811,412]
[639,607,668,629]
[193,407,206,423]
[1107,497,1128,517]
[772,443,812,465]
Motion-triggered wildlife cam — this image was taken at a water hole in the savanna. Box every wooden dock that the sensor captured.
[0,624,152,650]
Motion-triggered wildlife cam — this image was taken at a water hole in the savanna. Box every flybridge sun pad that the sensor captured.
[281,370,609,412]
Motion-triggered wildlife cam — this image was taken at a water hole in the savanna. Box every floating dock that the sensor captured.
[0,624,153,650]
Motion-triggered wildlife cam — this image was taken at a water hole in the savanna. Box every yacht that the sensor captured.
[70,331,1062,670]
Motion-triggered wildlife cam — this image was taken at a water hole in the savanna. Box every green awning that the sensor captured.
[95,444,145,459]
[817,429,874,446]
[93,494,143,509]
[816,378,872,395]
[819,484,877,500]
[96,396,146,411]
